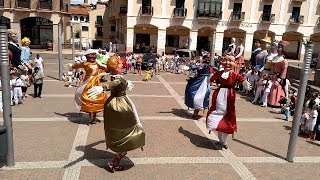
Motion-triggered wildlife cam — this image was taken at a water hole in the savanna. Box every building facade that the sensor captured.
[108,0,320,60]
[0,0,70,50]
[70,5,90,49]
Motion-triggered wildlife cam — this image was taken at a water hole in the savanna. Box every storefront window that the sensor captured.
[82,26,89,31]
[20,17,53,48]
[166,35,179,47]
[136,34,150,46]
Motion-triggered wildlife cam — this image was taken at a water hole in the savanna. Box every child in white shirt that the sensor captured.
[261,77,272,107]
[252,75,266,104]
[13,76,23,105]
[308,105,318,140]
[300,108,309,135]
[67,69,74,87]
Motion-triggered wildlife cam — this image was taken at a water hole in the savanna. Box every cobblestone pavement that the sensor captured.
[0,56,320,180]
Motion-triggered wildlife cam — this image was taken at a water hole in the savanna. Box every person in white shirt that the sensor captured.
[308,105,318,140]
[20,70,30,100]
[227,37,236,55]
[261,76,272,107]
[246,67,258,90]
[74,53,82,64]
[161,52,166,71]
[14,76,23,105]
[300,108,309,135]
[155,56,161,75]
[34,54,44,72]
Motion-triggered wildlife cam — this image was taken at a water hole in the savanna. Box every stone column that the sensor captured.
[279,0,286,23]
[214,32,224,55]
[299,38,307,61]
[161,0,167,17]
[307,0,315,25]
[189,30,198,50]
[249,0,257,21]
[126,27,134,52]
[157,29,166,54]
[244,33,254,60]
[127,0,133,16]
[53,24,59,51]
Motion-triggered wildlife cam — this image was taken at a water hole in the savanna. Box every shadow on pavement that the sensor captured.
[306,140,320,147]
[54,112,90,125]
[283,125,292,130]
[178,127,221,150]
[63,140,134,173]
[232,139,285,159]
[46,75,60,81]
[159,108,194,119]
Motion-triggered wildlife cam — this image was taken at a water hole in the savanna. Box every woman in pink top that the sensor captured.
[268,43,288,107]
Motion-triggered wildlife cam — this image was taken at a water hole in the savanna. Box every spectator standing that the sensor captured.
[308,105,318,140]
[13,74,23,105]
[261,76,272,107]
[20,70,30,100]
[32,67,44,98]
[34,54,44,72]
[74,53,82,63]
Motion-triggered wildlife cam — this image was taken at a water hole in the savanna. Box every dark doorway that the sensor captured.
[20,17,53,49]
[0,16,10,29]
[92,40,102,49]
[176,0,185,8]
[135,33,150,53]
[197,36,209,52]
[142,0,151,6]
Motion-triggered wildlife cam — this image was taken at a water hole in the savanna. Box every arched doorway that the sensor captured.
[0,16,11,29]
[310,33,320,58]
[166,26,190,54]
[223,29,246,53]
[134,24,158,53]
[282,31,303,60]
[197,27,214,53]
[20,17,53,49]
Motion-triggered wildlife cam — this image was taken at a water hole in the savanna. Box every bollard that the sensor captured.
[286,41,314,162]
[0,126,7,156]
[0,25,15,166]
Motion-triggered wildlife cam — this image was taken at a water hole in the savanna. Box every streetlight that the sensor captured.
[0,25,15,167]
[286,41,314,162]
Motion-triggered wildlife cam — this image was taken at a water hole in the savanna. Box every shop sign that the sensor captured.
[35,17,53,26]
[198,21,253,28]
[0,16,10,24]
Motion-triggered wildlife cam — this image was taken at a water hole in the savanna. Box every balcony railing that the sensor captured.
[289,15,304,24]
[173,8,187,17]
[120,6,127,15]
[231,11,245,21]
[95,21,103,26]
[0,0,4,7]
[139,6,153,16]
[261,13,275,23]
[96,32,103,37]
[38,0,52,10]
[197,9,222,19]
[16,0,30,8]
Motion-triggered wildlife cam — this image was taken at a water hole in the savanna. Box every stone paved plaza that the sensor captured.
[0,54,320,180]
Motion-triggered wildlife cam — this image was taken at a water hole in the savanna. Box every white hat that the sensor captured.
[82,49,97,56]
